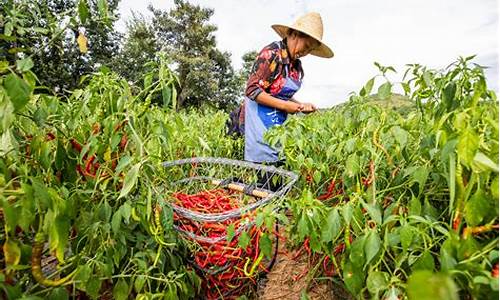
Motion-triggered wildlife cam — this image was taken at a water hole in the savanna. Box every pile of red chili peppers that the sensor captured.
[173,189,269,299]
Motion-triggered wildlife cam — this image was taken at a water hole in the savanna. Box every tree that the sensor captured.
[0,0,122,93]
[149,0,240,110]
[111,12,158,86]
[240,50,258,82]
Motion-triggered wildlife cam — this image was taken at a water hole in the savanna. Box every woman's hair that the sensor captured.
[286,29,320,48]
[286,28,309,39]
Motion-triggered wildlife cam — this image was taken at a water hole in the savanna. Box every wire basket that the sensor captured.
[161,157,297,240]
[160,157,297,299]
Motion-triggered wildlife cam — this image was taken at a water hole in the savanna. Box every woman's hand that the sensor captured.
[301,102,317,113]
[284,101,305,113]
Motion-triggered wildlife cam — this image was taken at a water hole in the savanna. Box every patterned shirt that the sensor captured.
[245,39,304,101]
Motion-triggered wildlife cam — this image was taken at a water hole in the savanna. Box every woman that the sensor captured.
[243,12,334,166]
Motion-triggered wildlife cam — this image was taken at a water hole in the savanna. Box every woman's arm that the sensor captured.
[256,92,304,113]
[290,97,317,113]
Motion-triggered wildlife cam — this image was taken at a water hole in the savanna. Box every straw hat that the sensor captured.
[271,12,334,58]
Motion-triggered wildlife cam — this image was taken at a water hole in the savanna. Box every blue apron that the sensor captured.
[244,65,302,163]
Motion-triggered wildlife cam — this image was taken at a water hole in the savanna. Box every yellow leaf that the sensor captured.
[77,32,88,53]
[3,239,21,266]
[104,147,112,162]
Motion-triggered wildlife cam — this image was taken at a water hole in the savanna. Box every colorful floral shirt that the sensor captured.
[245,40,304,100]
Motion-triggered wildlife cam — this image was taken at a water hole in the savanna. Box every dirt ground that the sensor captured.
[256,234,351,300]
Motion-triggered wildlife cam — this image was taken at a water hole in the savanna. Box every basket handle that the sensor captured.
[211,179,270,198]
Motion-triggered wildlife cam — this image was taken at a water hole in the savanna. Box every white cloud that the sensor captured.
[118,0,499,108]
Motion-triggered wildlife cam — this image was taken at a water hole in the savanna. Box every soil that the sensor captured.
[256,235,352,300]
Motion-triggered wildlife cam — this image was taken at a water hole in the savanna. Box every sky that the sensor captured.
[117,0,499,108]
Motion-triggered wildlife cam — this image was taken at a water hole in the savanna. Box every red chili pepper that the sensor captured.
[119,133,128,151]
[91,123,100,135]
[492,263,499,278]
[334,242,346,255]
[323,255,335,276]
[70,139,82,152]
[46,132,56,141]
[318,179,337,200]
[84,155,96,177]
[452,211,461,231]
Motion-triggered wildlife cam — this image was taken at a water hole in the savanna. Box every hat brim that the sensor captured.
[271,24,334,58]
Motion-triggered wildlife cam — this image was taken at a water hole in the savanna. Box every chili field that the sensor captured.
[0,20,498,300]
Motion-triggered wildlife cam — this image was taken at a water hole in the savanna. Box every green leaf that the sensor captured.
[144,73,153,89]
[440,237,458,271]
[75,265,92,290]
[97,0,109,21]
[119,162,141,198]
[78,0,90,24]
[113,279,129,300]
[238,231,250,249]
[121,202,132,224]
[423,70,433,87]
[377,82,392,100]
[364,229,381,266]
[453,112,468,131]
[226,224,235,242]
[423,197,439,220]
[367,271,389,295]
[111,209,122,235]
[409,196,422,216]
[134,275,146,293]
[441,82,456,111]
[115,155,132,174]
[255,212,264,227]
[198,137,211,152]
[457,128,479,167]
[390,126,408,148]
[464,190,490,227]
[472,152,499,173]
[4,73,32,111]
[0,130,17,161]
[313,170,321,185]
[342,204,353,224]
[349,236,365,268]
[4,22,13,36]
[345,153,360,177]
[264,214,275,233]
[0,91,15,132]
[48,287,69,300]
[407,271,458,300]
[321,208,341,242]
[297,214,309,239]
[457,236,479,261]
[360,77,375,96]
[343,261,364,295]
[400,224,414,252]
[259,233,272,258]
[412,166,429,193]
[162,86,172,107]
[473,276,490,285]
[491,176,499,199]
[16,58,34,72]
[362,202,382,225]
[49,216,70,262]
[401,82,411,95]
[412,250,435,271]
